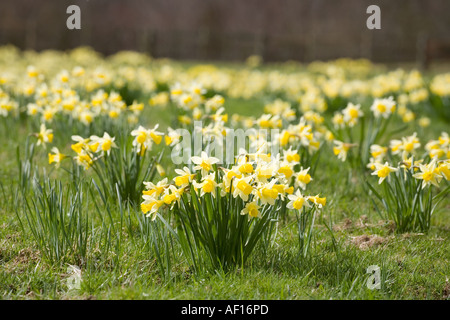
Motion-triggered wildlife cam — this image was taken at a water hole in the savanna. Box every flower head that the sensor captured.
[89,132,117,155]
[48,147,66,167]
[241,201,261,219]
[287,189,311,211]
[371,162,398,184]
[413,158,443,188]
[36,123,54,147]
[342,103,363,127]
[371,96,396,118]
[191,151,220,177]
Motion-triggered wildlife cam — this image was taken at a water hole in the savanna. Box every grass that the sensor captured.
[1,102,449,300]
[0,62,450,299]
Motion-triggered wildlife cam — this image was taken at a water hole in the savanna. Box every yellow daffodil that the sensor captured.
[370,96,396,118]
[255,180,279,205]
[191,151,220,177]
[193,173,218,198]
[295,167,312,190]
[233,175,254,201]
[48,147,66,167]
[307,195,327,209]
[413,159,443,188]
[287,189,311,211]
[36,123,54,147]
[342,102,363,127]
[240,201,261,218]
[89,132,117,155]
[371,162,398,184]
[333,140,352,162]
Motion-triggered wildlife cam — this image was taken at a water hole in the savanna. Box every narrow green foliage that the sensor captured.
[15,179,91,265]
[83,130,164,206]
[296,206,318,258]
[173,184,279,272]
[366,165,448,233]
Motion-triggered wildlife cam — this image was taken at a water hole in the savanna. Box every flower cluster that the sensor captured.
[367,131,450,187]
[141,150,326,220]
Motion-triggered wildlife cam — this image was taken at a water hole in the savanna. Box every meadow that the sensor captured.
[0,46,449,300]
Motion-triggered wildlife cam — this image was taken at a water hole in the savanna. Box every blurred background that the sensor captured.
[1,0,449,67]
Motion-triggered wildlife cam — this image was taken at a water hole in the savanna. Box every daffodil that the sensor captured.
[438,132,449,149]
[333,140,352,162]
[371,162,398,184]
[283,147,300,164]
[256,114,282,129]
[48,147,66,167]
[390,139,403,156]
[366,158,381,171]
[189,82,206,97]
[240,201,261,218]
[71,135,90,153]
[27,103,41,116]
[174,167,196,188]
[156,164,166,177]
[277,161,295,180]
[400,132,420,159]
[254,162,277,183]
[271,183,294,199]
[370,96,396,118]
[437,161,450,180]
[89,132,117,155]
[370,144,388,161]
[295,167,312,190]
[418,117,431,128]
[210,107,228,123]
[36,123,54,147]
[332,112,345,129]
[287,189,311,211]
[131,125,163,154]
[165,127,181,146]
[74,150,94,170]
[413,159,443,188]
[233,175,254,201]
[342,102,363,127]
[307,195,327,209]
[191,151,220,176]
[205,95,225,113]
[128,101,144,114]
[255,180,279,205]
[237,162,254,175]
[219,168,241,195]
[141,195,164,220]
[193,173,218,198]
[161,185,182,207]
[143,178,169,197]
[400,157,423,170]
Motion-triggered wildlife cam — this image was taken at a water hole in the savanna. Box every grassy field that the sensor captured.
[0,52,449,300]
[1,101,449,300]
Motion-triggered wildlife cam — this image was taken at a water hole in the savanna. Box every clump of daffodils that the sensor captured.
[140,149,326,271]
[141,150,325,220]
[48,125,164,204]
[330,97,400,168]
[367,154,449,233]
[69,132,117,170]
[366,132,449,172]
